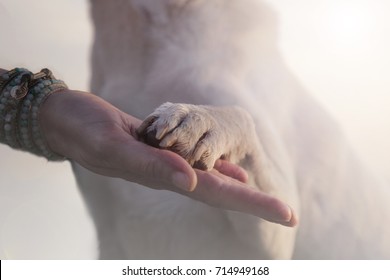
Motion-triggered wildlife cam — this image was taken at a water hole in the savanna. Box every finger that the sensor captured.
[117,115,198,191]
[185,169,298,227]
[114,136,197,192]
[213,159,249,183]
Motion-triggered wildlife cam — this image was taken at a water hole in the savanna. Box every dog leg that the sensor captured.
[138,102,299,258]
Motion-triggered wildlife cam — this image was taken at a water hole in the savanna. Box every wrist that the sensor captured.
[39,89,76,158]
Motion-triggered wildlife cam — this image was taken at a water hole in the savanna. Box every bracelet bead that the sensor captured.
[0,68,68,161]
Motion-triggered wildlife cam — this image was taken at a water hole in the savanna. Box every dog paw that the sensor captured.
[137,102,224,170]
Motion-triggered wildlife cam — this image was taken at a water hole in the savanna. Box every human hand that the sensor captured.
[178,167,298,227]
[40,90,297,226]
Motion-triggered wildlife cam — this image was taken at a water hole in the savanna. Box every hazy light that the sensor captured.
[321,1,380,52]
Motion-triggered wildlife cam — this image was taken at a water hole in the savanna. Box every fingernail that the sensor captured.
[278,205,298,227]
[286,206,299,227]
[172,172,192,191]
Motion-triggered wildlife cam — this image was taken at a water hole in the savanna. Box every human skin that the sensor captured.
[0,68,297,226]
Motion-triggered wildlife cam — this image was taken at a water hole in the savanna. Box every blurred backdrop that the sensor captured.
[0,0,389,259]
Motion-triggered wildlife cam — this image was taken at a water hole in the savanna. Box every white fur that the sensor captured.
[72,0,390,259]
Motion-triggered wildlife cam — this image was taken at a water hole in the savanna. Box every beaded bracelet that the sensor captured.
[0,68,68,161]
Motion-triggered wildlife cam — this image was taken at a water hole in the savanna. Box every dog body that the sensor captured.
[72,0,390,259]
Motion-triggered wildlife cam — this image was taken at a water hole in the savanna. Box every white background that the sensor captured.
[0,0,389,259]
[2,260,390,279]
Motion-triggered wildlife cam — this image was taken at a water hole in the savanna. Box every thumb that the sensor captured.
[119,139,197,191]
